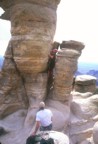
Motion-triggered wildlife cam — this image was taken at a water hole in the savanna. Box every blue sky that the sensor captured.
[0,0,98,64]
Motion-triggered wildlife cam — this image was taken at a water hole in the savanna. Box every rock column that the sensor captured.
[52,40,85,103]
[0,0,61,117]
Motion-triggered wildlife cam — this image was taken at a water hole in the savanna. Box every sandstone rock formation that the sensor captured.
[0,0,61,118]
[93,121,98,144]
[74,75,97,93]
[70,92,98,144]
[52,40,84,103]
[0,0,98,144]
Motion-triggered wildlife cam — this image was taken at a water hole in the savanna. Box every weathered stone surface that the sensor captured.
[79,139,91,144]
[93,121,98,144]
[4,3,57,73]
[0,0,61,12]
[60,40,85,52]
[74,75,97,93]
[52,41,84,102]
[0,70,28,118]
[0,0,61,22]
[71,94,98,119]
[49,131,69,144]
[0,0,59,119]
[70,92,98,144]
[46,99,70,130]
[24,73,48,107]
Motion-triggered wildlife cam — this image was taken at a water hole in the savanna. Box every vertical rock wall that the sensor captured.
[52,41,85,103]
[0,0,60,117]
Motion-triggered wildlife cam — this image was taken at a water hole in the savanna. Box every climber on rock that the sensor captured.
[47,48,58,78]
[47,48,58,91]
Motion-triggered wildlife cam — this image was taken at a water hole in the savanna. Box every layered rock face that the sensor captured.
[0,0,60,118]
[52,41,84,103]
[93,121,98,144]
[74,75,97,93]
[1,1,98,144]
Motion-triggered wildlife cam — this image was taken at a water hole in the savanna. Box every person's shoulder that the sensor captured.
[36,110,42,115]
[45,109,52,113]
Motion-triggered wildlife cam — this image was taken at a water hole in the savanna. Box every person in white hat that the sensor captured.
[32,101,53,135]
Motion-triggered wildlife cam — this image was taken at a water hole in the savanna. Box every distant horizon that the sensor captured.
[77,62,98,73]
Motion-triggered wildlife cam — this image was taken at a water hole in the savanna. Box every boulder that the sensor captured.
[75,75,97,93]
